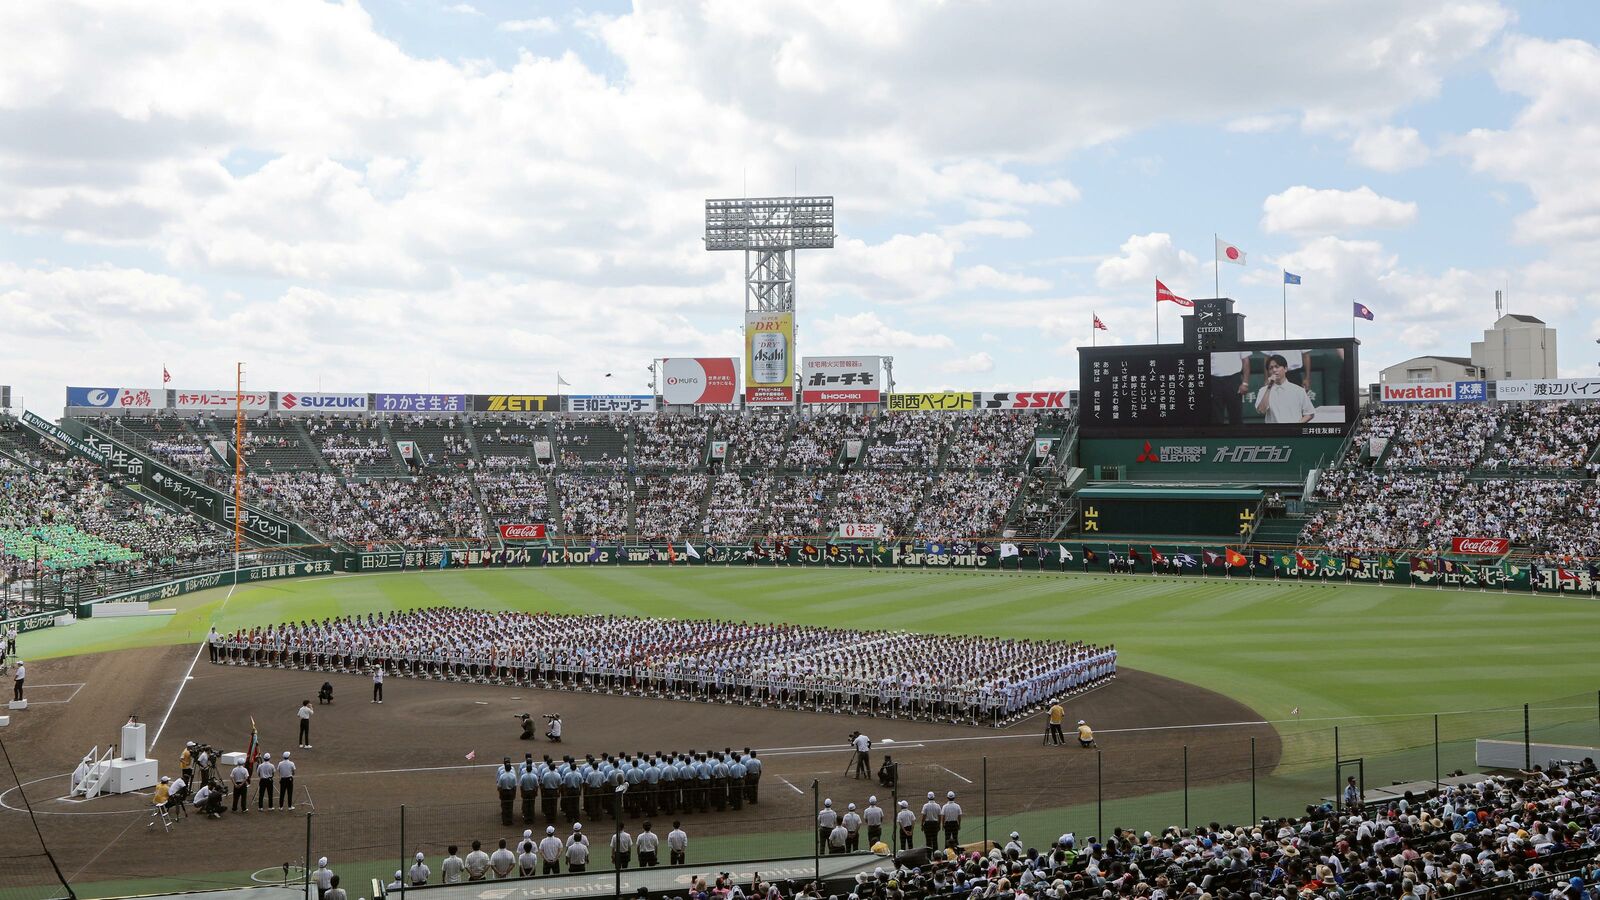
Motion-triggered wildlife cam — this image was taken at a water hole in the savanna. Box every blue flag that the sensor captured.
[1283,271,1301,285]
[1353,301,1375,321]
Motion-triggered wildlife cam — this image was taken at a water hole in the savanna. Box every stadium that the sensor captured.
[4,5,1600,900]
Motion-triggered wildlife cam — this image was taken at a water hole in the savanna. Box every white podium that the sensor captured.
[7,699,25,710]
[91,722,159,794]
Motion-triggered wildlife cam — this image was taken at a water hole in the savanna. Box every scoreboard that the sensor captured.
[1079,338,1359,438]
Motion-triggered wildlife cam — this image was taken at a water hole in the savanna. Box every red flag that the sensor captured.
[1225,548,1247,568]
[1093,314,1107,331]
[1294,550,1316,571]
[1156,279,1193,307]
[1557,568,1576,582]
[1150,548,1165,564]
[162,366,171,384]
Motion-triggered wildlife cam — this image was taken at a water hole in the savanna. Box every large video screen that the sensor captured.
[1079,339,1358,438]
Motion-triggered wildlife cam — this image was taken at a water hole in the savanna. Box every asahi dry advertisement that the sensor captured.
[744,310,794,406]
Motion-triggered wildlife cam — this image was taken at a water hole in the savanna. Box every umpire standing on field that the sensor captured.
[496,758,517,827]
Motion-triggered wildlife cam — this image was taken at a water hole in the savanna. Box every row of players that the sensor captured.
[211,644,1112,727]
[490,750,765,827]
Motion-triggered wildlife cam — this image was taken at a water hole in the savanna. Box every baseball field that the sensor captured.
[3,566,1596,900]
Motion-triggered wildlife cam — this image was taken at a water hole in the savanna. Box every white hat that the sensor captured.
[1011,831,1020,839]
[1078,720,1086,725]
[282,751,290,758]
[547,826,556,834]
[415,852,424,861]
[161,776,171,783]
[824,798,832,807]
[848,803,856,810]
[947,791,956,799]
[187,741,196,747]
[319,858,328,868]
[574,823,582,831]
[868,796,878,803]
[927,792,935,799]
[394,871,403,879]
[263,752,271,760]
[899,800,908,808]
[524,830,533,839]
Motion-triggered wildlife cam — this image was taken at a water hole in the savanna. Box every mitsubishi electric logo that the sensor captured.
[1135,441,1294,464]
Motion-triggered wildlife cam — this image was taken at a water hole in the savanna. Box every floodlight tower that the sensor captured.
[704,196,835,315]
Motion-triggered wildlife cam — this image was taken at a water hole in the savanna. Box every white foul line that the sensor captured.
[933,764,972,784]
[150,641,207,753]
[775,776,806,795]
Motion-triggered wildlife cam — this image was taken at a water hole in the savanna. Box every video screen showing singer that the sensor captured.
[1254,354,1315,424]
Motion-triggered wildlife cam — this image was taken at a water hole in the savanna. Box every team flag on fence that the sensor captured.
[1059,545,1073,563]
[1000,542,1019,559]
[1203,550,1223,567]
[1149,548,1165,565]
[1294,550,1316,571]
[1225,548,1247,568]
[1255,551,1272,568]
[684,541,701,560]
[1411,556,1433,574]
[465,750,476,761]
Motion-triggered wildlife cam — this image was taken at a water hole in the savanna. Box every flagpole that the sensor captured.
[1282,275,1287,340]
[1092,312,1097,347]
[1155,294,1160,344]
[1214,234,1220,298]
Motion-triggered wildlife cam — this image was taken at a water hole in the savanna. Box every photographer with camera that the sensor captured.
[545,713,562,742]
[517,713,536,740]
[850,731,871,779]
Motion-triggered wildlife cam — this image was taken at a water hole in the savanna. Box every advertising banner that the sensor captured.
[471,394,557,413]
[1451,536,1510,556]
[838,523,885,539]
[662,358,739,405]
[66,387,167,409]
[1495,378,1600,401]
[172,389,271,411]
[279,392,368,412]
[1379,381,1487,403]
[975,391,1072,410]
[888,392,974,412]
[1078,435,1346,480]
[567,395,656,413]
[1034,438,1056,459]
[801,356,880,403]
[21,411,105,463]
[499,523,548,541]
[710,440,728,460]
[744,311,794,405]
[375,393,468,413]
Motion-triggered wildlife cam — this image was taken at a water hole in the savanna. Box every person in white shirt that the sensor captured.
[896,800,915,851]
[297,700,314,748]
[539,826,564,875]
[372,665,385,703]
[546,714,562,741]
[940,791,963,848]
[610,827,633,869]
[208,626,221,663]
[408,852,430,886]
[862,797,885,848]
[12,660,24,701]
[851,732,871,779]
[488,839,516,878]
[277,752,296,810]
[667,821,688,866]
[517,842,538,877]
[230,762,250,813]
[386,871,404,893]
[841,803,862,852]
[1255,354,1315,424]
[464,840,491,881]
[312,858,334,900]
[1267,349,1314,390]
[636,821,660,867]
[255,753,276,810]
[441,846,465,884]
[323,875,347,900]
[564,837,590,872]
[817,799,838,854]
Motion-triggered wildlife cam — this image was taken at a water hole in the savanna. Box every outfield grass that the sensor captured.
[22,566,1596,723]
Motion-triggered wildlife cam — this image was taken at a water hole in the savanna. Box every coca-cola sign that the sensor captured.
[1451,536,1509,556]
[498,523,547,541]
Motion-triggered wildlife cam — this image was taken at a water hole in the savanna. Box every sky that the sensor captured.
[3,0,1600,409]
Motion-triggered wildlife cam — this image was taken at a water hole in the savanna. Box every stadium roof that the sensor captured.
[1078,486,1263,501]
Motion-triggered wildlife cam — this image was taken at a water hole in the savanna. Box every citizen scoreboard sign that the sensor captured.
[662,358,738,405]
[1380,381,1487,404]
[801,356,880,403]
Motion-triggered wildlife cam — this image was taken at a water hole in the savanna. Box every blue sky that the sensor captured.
[2,0,1598,409]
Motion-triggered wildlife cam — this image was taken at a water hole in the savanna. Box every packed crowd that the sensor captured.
[636,416,713,469]
[787,414,873,471]
[218,607,1117,724]
[1483,403,1600,471]
[557,476,631,539]
[634,475,710,541]
[1385,406,1500,469]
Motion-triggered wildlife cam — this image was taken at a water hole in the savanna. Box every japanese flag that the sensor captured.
[1216,237,1246,266]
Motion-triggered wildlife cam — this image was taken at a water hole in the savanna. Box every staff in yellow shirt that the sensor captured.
[1076,720,1095,748]
[1047,704,1066,745]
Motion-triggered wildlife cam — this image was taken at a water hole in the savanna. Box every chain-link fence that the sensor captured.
[0,736,74,900]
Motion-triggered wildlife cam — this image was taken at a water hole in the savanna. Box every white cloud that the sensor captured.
[808,311,954,353]
[1261,186,1418,234]
[941,351,994,375]
[498,17,558,35]
[1225,114,1294,134]
[445,4,482,16]
[1094,233,1199,288]
[1350,125,1431,171]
